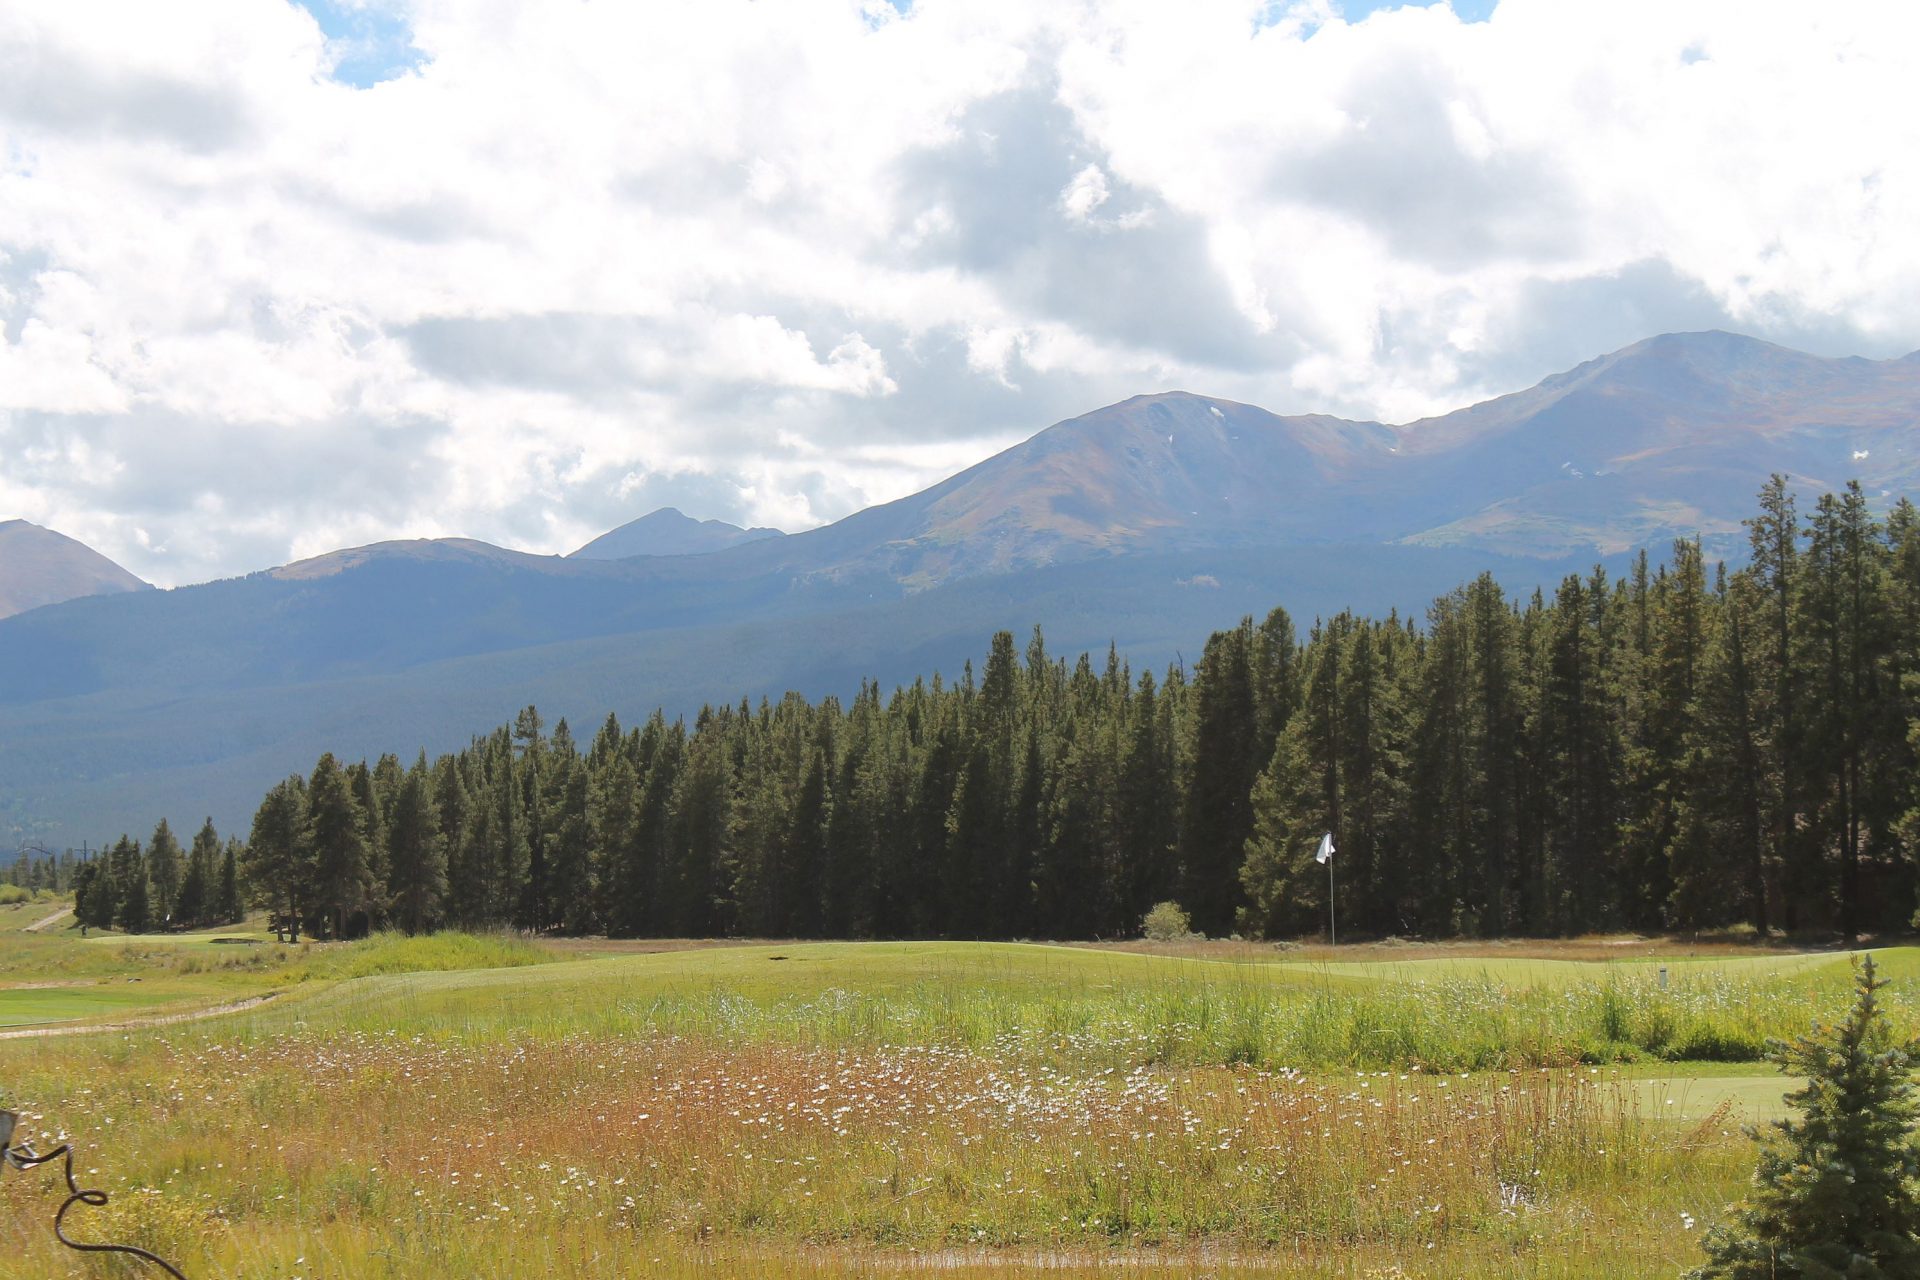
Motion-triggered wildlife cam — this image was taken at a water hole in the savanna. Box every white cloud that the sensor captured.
[1,0,1918,585]
[0,319,128,414]
[1060,164,1111,222]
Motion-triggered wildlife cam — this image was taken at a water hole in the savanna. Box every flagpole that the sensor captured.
[1327,847,1336,948]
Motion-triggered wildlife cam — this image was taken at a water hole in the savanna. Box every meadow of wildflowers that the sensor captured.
[0,935,1891,1277]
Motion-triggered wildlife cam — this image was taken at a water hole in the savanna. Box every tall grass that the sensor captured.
[281,930,552,981]
[0,939,1873,1277]
[0,1028,1740,1279]
[252,952,1895,1074]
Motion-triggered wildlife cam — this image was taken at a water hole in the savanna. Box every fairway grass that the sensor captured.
[83,930,279,947]
[0,978,256,1028]
[0,933,1887,1277]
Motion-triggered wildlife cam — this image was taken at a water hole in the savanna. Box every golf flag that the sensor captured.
[1315,832,1335,864]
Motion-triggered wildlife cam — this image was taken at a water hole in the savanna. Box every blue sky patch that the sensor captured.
[1343,0,1498,23]
[293,0,426,88]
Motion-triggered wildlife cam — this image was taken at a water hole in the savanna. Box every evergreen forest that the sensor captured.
[81,478,1920,942]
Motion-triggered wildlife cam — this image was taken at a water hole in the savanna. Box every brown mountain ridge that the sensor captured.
[0,519,150,621]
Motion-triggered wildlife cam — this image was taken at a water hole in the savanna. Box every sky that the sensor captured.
[3,0,1919,587]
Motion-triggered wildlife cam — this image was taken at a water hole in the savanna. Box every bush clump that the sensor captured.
[1141,901,1200,942]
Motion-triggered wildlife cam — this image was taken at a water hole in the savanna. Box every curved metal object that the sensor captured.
[2,1113,192,1279]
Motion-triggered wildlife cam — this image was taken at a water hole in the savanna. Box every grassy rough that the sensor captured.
[230,942,1914,1073]
[0,935,1892,1277]
[0,929,550,1029]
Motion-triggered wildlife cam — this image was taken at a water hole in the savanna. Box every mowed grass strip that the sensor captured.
[0,980,234,1028]
[84,930,278,948]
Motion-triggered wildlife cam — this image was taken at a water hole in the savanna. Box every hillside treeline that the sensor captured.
[110,477,1920,942]
[3,847,88,894]
[70,818,244,933]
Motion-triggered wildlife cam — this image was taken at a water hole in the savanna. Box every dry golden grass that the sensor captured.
[1,934,1859,1276]
[0,1026,1745,1278]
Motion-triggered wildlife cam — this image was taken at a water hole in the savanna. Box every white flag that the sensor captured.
[1315,832,1335,864]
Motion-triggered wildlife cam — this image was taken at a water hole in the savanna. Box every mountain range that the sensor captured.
[3,330,1916,847]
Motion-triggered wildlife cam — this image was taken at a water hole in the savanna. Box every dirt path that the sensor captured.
[23,906,72,932]
[0,992,281,1039]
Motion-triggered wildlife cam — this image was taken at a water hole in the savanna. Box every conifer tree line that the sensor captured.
[69,818,244,933]
[2,847,91,895]
[104,477,1920,942]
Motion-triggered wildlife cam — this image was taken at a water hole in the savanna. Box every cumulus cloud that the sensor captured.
[1,0,1918,585]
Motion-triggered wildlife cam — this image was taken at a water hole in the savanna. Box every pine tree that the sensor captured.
[588,751,641,934]
[633,717,684,933]
[347,759,389,925]
[1181,620,1261,935]
[479,732,529,924]
[513,705,549,931]
[1892,501,1920,902]
[545,738,596,935]
[664,708,736,937]
[1116,670,1176,927]
[245,776,312,939]
[1535,572,1622,932]
[386,753,447,934]
[1749,475,1810,931]
[1237,712,1324,939]
[1691,955,1920,1278]
[436,756,481,926]
[177,818,221,926]
[1334,617,1414,933]
[72,861,113,932]
[777,729,829,938]
[1621,540,1706,930]
[218,838,242,923]
[146,818,184,925]
[822,686,881,938]
[307,753,374,939]
[1669,568,1767,931]
[116,842,151,933]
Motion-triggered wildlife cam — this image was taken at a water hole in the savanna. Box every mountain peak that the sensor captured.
[0,520,151,620]
[570,508,785,561]
[269,537,568,581]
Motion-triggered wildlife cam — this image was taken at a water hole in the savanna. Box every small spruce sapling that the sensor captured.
[1689,954,1920,1279]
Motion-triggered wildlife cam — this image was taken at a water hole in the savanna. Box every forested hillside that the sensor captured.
[84,478,1920,942]
[12,332,1919,849]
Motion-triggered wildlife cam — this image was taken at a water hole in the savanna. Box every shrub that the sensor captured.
[1671,1024,1767,1063]
[0,883,29,905]
[1141,901,1198,942]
